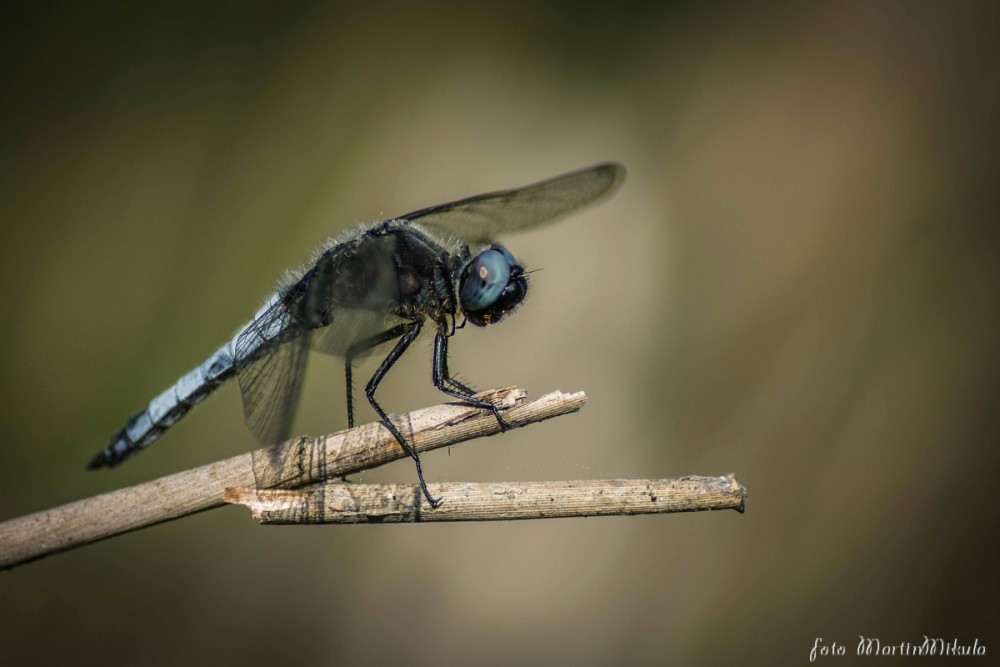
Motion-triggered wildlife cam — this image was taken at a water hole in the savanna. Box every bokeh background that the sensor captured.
[2,1,998,664]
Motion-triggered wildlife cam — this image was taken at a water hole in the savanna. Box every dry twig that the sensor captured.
[0,387,748,571]
[225,476,747,523]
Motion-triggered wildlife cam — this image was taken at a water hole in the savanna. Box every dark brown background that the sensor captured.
[2,2,997,664]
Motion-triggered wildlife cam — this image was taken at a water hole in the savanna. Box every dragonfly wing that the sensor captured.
[401,162,625,241]
[310,306,403,358]
[234,293,311,446]
[303,241,410,359]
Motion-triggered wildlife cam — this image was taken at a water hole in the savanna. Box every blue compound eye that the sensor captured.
[496,246,516,266]
[460,249,512,311]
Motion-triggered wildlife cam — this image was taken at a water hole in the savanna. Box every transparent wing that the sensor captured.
[310,306,402,358]
[401,162,625,241]
[234,293,311,446]
[283,236,410,359]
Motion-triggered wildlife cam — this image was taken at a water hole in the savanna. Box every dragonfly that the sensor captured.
[87,162,626,506]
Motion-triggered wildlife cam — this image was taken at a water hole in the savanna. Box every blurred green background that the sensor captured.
[2,1,998,664]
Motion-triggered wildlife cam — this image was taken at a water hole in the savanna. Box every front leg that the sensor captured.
[432,330,513,431]
[437,332,477,395]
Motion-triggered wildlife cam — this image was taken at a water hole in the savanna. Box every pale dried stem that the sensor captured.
[225,476,748,523]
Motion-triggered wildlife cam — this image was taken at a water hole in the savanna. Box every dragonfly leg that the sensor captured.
[432,331,513,431]
[438,335,477,395]
[345,359,355,428]
[344,323,413,428]
[357,319,440,507]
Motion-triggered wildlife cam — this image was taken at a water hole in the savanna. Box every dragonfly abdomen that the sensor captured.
[87,340,238,468]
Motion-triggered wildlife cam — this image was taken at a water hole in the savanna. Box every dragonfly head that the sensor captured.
[459,246,528,327]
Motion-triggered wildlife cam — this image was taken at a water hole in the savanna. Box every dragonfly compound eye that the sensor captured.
[460,249,511,311]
